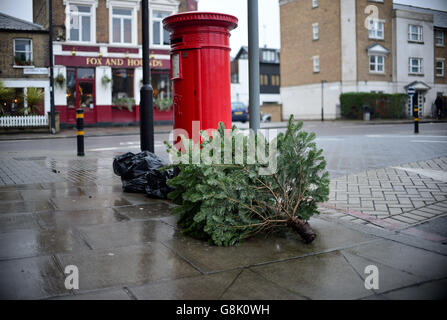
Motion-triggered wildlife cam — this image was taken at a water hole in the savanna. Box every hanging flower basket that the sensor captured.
[55,73,65,88]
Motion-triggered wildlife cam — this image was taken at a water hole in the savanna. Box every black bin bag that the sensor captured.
[113,151,175,199]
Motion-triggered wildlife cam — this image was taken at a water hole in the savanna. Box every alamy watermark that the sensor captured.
[64,265,79,290]
[364,265,379,290]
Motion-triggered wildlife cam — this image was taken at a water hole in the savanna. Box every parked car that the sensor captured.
[231,101,249,123]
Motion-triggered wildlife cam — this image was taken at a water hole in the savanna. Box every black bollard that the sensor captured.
[76,108,85,156]
[414,106,419,134]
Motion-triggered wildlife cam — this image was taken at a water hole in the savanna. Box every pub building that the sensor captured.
[33,0,197,126]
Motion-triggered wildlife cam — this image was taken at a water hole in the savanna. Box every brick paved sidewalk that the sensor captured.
[321,157,447,234]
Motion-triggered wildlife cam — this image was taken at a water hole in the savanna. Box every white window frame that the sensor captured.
[312,23,319,40]
[150,7,174,48]
[368,20,384,40]
[313,56,320,73]
[312,0,318,8]
[369,54,385,74]
[64,0,97,43]
[408,24,423,43]
[435,30,444,47]
[409,57,423,75]
[13,38,33,67]
[107,1,139,46]
[436,58,445,77]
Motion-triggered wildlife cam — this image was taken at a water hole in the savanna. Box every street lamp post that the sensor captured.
[49,0,56,134]
[321,80,327,122]
[248,0,260,132]
[140,0,154,152]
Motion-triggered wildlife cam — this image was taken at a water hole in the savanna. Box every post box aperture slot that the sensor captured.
[171,53,181,79]
[171,37,183,45]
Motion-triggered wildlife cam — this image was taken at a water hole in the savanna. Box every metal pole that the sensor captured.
[49,0,56,134]
[140,0,154,152]
[321,80,325,122]
[248,0,260,132]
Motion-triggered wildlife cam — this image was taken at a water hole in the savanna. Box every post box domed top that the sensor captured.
[162,11,238,32]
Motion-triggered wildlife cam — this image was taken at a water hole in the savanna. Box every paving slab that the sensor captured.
[341,250,424,294]
[113,202,174,220]
[51,288,132,300]
[130,270,239,300]
[0,228,89,260]
[51,195,133,211]
[37,208,129,229]
[56,243,200,291]
[382,279,447,300]
[0,191,23,202]
[0,212,39,233]
[0,255,67,300]
[221,269,306,300]
[162,217,377,273]
[344,239,447,280]
[20,188,85,201]
[77,220,178,250]
[251,251,372,300]
[0,200,54,215]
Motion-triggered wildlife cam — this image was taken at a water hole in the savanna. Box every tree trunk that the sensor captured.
[287,217,316,244]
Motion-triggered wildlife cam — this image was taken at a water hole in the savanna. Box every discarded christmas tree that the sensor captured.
[166,116,329,246]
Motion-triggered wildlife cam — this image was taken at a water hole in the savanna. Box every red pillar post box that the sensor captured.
[163,12,238,142]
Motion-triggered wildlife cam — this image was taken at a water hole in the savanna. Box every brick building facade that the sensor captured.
[280,0,447,120]
[0,12,49,116]
[33,0,196,126]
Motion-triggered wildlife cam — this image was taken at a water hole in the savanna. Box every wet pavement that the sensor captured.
[0,154,445,300]
[0,123,446,300]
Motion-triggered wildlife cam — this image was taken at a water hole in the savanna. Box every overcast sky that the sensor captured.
[1,0,446,57]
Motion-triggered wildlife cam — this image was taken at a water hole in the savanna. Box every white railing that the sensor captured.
[0,115,48,127]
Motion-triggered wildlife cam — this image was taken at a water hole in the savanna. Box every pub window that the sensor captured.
[271,75,280,86]
[152,72,172,109]
[68,4,93,42]
[112,68,134,101]
[112,8,133,44]
[152,11,171,46]
[14,39,32,66]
